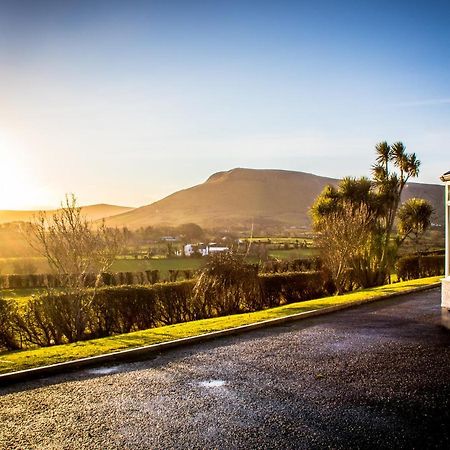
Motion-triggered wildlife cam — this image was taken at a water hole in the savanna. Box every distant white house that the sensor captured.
[184,244,197,256]
[184,243,229,257]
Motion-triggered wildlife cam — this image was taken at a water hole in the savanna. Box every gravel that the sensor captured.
[1,288,449,449]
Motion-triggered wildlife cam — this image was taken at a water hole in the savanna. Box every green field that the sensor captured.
[0,248,318,280]
[268,247,319,259]
[111,257,206,278]
[0,288,44,304]
[241,236,314,244]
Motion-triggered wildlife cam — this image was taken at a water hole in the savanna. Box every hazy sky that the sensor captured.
[0,0,449,209]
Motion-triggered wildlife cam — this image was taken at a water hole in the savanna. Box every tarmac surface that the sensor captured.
[1,288,449,449]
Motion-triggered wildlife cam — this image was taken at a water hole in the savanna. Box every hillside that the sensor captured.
[0,204,134,225]
[104,168,445,230]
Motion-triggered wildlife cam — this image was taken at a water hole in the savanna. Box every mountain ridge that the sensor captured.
[0,204,134,225]
[103,168,444,230]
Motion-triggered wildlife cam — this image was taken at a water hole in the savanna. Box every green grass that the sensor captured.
[242,237,314,244]
[0,276,440,375]
[0,288,45,305]
[268,248,319,260]
[0,250,318,279]
[111,257,206,278]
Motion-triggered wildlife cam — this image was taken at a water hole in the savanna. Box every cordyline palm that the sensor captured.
[371,141,421,281]
[398,198,433,253]
[374,141,391,177]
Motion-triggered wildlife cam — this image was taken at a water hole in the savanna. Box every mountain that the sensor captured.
[104,168,445,230]
[0,204,134,225]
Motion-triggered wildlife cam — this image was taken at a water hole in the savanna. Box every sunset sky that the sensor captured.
[0,0,449,209]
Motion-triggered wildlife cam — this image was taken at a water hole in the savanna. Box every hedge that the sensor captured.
[262,257,322,274]
[259,271,331,307]
[0,270,162,289]
[396,255,445,281]
[0,271,330,350]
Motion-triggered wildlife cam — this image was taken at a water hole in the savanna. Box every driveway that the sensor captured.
[1,288,449,449]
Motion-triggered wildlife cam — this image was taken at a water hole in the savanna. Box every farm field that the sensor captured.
[111,257,206,277]
[0,247,317,278]
[268,247,319,259]
[241,236,313,245]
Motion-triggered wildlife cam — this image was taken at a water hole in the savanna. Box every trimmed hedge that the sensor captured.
[259,271,332,307]
[0,270,162,289]
[396,255,444,281]
[262,257,322,274]
[0,271,331,350]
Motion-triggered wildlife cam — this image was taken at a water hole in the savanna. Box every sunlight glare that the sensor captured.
[0,132,52,210]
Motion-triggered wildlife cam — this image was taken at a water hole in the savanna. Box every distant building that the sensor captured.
[184,243,229,257]
[184,244,196,256]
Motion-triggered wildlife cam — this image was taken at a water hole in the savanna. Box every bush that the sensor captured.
[154,281,197,324]
[0,298,20,350]
[16,295,64,346]
[193,254,262,317]
[90,285,161,337]
[259,271,330,307]
[396,255,445,281]
[262,257,322,274]
[0,270,163,289]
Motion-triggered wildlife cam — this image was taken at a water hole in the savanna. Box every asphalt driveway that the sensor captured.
[1,288,449,449]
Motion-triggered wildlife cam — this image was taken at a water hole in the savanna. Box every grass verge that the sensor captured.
[0,276,441,375]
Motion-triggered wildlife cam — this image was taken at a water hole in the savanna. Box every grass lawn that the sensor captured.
[0,288,45,305]
[241,237,314,244]
[111,257,206,278]
[268,247,319,260]
[0,276,441,375]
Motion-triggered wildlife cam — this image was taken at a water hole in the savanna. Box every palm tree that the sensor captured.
[398,198,434,253]
[371,142,421,283]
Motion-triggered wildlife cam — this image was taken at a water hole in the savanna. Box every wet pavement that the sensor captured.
[1,288,449,449]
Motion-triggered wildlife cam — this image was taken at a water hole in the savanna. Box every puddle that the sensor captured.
[198,380,226,388]
[86,366,120,375]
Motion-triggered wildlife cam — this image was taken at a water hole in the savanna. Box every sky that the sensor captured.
[0,0,449,209]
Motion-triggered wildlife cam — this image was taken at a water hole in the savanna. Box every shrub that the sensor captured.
[19,291,93,344]
[397,255,445,281]
[259,271,330,307]
[0,298,21,350]
[154,281,197,324]
[262,257,322,274]
[193,254,262,317]
[16,295,64,346]
[90,285,161,336]
[146,270,160,284]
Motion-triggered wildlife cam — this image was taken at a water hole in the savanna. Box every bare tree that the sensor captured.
[25,194,126,342]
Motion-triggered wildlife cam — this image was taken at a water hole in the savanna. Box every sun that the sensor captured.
[0,132,51,210]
